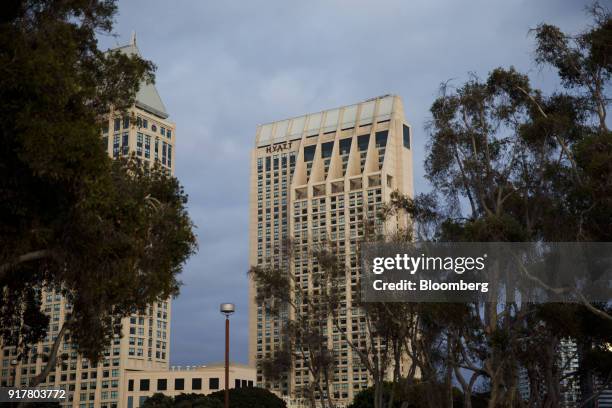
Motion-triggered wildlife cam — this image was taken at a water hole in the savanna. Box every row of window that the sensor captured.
[103,133,173,167]
[128,377,254,392]
[105,117,172,139]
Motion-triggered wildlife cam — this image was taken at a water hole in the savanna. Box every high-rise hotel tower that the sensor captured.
[249,95,413,406]
[0,35,175,408]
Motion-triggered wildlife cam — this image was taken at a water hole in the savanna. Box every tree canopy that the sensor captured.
[141,388,286,408]
[0,0,197,384]
[251,3,611,408]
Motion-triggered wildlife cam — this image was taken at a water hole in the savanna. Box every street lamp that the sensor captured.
[220,303,235,408]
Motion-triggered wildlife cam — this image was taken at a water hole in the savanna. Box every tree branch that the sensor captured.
[17,318,70,408]
[515,85,582,184]
[0,250,55,277]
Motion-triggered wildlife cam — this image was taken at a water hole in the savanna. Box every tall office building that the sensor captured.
[0,35,176,408]
[249,95,413,407]
[518,339,580,407]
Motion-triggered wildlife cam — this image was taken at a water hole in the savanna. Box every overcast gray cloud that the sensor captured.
[98,0,592,366]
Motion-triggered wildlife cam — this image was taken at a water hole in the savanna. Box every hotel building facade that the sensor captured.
[248,95,413,407]
[0,36,176,408]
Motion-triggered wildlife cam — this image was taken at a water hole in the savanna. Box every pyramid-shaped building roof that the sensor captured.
[111,34,169,119]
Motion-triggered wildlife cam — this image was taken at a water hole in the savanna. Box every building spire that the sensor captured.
[130,31,136,46]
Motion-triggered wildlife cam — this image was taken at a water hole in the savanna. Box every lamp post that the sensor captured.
[220,303,235,408]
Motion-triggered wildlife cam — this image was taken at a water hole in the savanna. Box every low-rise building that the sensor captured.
[121,363,255,408]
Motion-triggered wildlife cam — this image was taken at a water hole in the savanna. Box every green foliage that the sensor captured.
[408,3,612,406]
[249,240,339,406]
[141,393,222,408]
[261,348,291,381]
[208,387,287,408]
[0,0,197,374]
[348,382,487,408]
[141,393,175,408]
[349,382,413,408]
[142,389,285,408]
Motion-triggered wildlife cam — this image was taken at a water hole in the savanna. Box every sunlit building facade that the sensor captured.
[248,95,414,407]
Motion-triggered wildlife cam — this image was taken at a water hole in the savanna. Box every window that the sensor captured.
[402,125,410,149]
[174,378,184,390]
[167,129,172,138]
[145,135,151,159]
[121,133,129,155]
[136,133,143,156]
[139,379,149,391]
[114,118,120,132]
[304,145,316,162]
[209,378,219,390]
[339,138,351,155]
[161,127,166,136]
[357,134,369,151]
[235,379,241,388]
[375,130,388,147]
[113,135,119,158]
[157,379,167,391]
[142,119,148,129]
[127,396,133,408]
[123,117,130,128]
[192,378,202,390]
[151,124,157,132]
[321,141,334,158]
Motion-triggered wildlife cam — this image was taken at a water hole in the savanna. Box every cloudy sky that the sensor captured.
[98,0,592,366]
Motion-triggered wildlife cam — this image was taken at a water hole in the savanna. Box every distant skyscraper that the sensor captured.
[518,339,584,408]
[249,95,413,407]
[1,35,176,408]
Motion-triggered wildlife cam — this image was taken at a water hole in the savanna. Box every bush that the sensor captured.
[208,387,286,408]
[348,381,487,408]
[141,393,222,408]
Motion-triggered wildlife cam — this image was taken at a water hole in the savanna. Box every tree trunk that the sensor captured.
[17,320,69,408]
[308,383,317,408]
[374,379,384,408]
[453,365,475,408]
[387,339,402,408]
[579,339,595,408]
[323,366,335,408]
